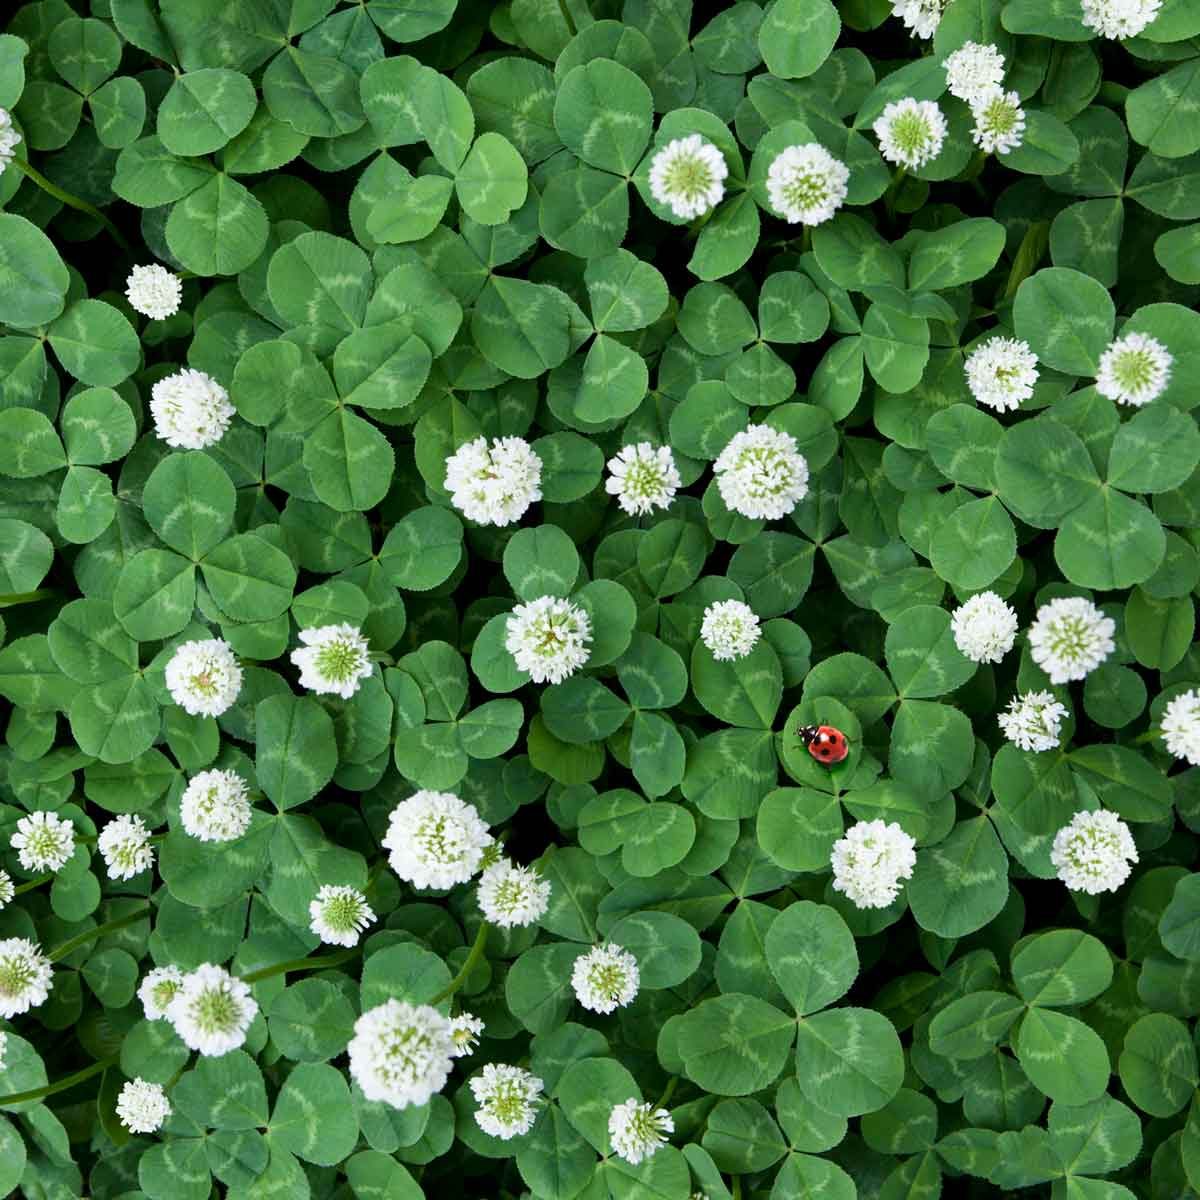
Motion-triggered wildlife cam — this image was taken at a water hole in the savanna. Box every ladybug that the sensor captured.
[796,724,849,766]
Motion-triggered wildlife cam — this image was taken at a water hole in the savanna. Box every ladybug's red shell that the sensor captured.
[795,724,849,765]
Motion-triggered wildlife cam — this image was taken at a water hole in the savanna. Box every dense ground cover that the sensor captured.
[0,0,1200,1198]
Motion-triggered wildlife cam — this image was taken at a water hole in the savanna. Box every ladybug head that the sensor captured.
[795,724,819,746]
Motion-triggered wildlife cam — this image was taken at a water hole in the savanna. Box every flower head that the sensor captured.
[608,1099,674,1165]
[1162,688,1200,766]
[164,638,242,717]
[139,966,185,1021]
[1095,331,1172,407]
[700,599,762,662]
[605,443,681,516]
[347,999,454,1109]
[505,595,592,685]
[1028,596,1116,684]
[444,436,543,527]
[714,425,809,520]
[964,336,1039,412]
[0,870,12,910]
[309,885,375,947]
[874,98,947,169]
[290,624,372,699]
[999,690,1070,752]
[571,944,639,1014]
[167,964,257,1057]
[0,108,21,176]
[116,1078,172,1134]
[11,810,75,873]
[383,790,493,890]
[943,41,1007,103]
[477,859,551,928]
[179,769,253,844]
[450,1012,485,1057]
[951,592,1019,663]
[470,1063,544,1140]
[150,368,235,450]
[98,814,154,881]
[766,143,850,226]
[126,265,183,321]
[830,820,917,910]
[970,87,1026,155]
[649,135,728,220]
[890,0,946,37]
[0,938,52,1019]
[1081,0,1161,38]
[1051,810,1138,894]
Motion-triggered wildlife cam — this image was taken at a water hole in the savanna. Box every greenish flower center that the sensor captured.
[891,110,933,153]
[979,97,1018,134]
[485,1079,529,1124]
[1112,348,1156,391]
[0,954,35,997]
[781,171,827,208]
[1047,617,1091,661]
[665,156,714,202]
[587,962,627,998]
[188,669,219,698]
[315,638,362,682]
[195,986,240,1033]
[624,461,664,498]
[322,893,363,931]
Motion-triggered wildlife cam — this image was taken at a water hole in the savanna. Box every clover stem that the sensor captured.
[13,873,53,896]
[732,1176,742,1200]
[1132,729,1161,746]
[1001,219,1050,302]
[654,1075,679,1110]
[241,947,360,984]
[12,159,132,254]
[0,1053,118,1106]
[801,226,812,254]
[883,166,907,222]
[0,589,60,607]
[432,920,491,1005]
[49,905,152,962]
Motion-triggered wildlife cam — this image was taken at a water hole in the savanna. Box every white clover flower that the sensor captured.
[164,638,242,718]
[714,425,809,520]
[11,810,75,873]
[970,87,1026,155]
[1028,596,1116,684]
[873,98,947,170]
[290,624,373,699]
[150,367,235,450]
[943,41,1007,103]
[308,885,375,947]
[179,769,253,844]
[0,870,12,910]
[0,108,21,177]
[765,143,850,226]
[167,963,257,1057]
[649,134,728,220]
[139,966,185,1021]
[1095,331,1172,407]
[1051,810,1138,894]
[98,814,154,881]
[0,938,52,1019]
[444,436,543,527]
[1162,689,1200,766]
[605,443,681,516]
[477,858,551,928]
[505,595,592,685]
[450,1012,485,1058]
[125,264,183,321]
[116,1078,172,1134]
[964,336,1039,412]
[830,820,917,910]
[347,999,454,1109]
[700,599,762,662]
[951,591,1019,664]
[890,0,946,37]
[1081,0,1161,38]
[609,1098,674,1165]
[383,790,494,890]
[998,690,1070,752]
[470,1063,544,1140]
[571,943,640,1015]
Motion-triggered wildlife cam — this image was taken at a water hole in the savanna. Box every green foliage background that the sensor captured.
[0,0,1197,1197]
